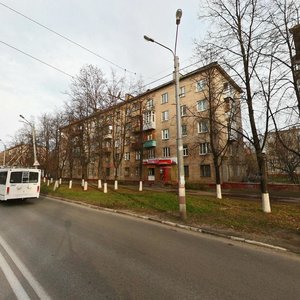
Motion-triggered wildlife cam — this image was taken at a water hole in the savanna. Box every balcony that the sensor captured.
[143,140,156,148]
[104,133,112,139]
[143,121,156,131]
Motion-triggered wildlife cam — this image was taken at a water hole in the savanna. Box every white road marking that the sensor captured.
[0,250,30,300]
[0,235,51,299]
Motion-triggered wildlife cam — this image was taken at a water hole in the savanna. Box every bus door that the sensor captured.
[9,171,26,198]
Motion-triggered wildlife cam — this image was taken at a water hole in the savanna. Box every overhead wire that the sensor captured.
[0,1,136,75]
[0,40,74,78]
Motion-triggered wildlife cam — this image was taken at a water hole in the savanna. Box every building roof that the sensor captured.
[60,62,243,130]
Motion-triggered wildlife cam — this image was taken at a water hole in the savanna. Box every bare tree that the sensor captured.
[187,63,243,198]
[266,128,300,183]
[196,0,276,212]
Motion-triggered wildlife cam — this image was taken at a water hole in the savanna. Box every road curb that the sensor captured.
[42,194,289,253]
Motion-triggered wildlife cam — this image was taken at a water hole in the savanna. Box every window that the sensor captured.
[146,99,154,110]
[135,167,140,176]
[200,142,210,155]
[29,172,39,183]
[184,165,189,178]
[180,105,187,116]
[125,107,131,115]
[135,151,141,160]
[163,147,171,157]
[182,124,187,136]
[161,92,168,104]
[223,82,234,98]
[124,167,130,177]
[148,148,155,159]
[162,129,169,140]
[10,172,22,183]
[197,99,208,111]
[124,152,130,161]
[196,79,206,92]
[179,86,185,97]
[183,145,189,156]
[147,134,153,141]
[161,110,169,121]
[144,111,155,123]
[132,103,139,111]
[148,168,155,176]
[22,171,29,183]
[200,164,211,177]
[198,120,209,133]
[0,172,7,185]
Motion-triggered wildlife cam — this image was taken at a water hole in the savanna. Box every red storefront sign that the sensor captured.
[143,158,177,165]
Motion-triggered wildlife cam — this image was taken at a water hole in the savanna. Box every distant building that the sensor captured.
[0,144,45,169]
[60,62,245,184]
[265,127,300,183]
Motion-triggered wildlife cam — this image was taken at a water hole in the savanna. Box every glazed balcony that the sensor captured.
[143,140,156,148]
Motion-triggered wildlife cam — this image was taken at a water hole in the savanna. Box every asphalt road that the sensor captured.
[0,196,300,300]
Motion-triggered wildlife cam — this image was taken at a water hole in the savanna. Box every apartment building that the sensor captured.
[265,127,300,183]
[60,62,245,184]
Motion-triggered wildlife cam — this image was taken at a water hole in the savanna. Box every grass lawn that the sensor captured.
[41,183,300,252]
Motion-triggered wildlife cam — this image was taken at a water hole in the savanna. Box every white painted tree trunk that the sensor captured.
[53,180,59,191]
[59,178,62,185]
[84,181,88,191]
[139,181,143,192]
[216,184,222,199]
[98,179,102,189]
[81,179,85,187]
[43,177,46,183]
[103,183,108,193]
[69,180,72,189]
[50,178,53,184]
[47,180,50,186]
[262,193,271,213]
[114,180,118,190]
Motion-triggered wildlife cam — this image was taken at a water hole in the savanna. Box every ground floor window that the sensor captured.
[148,168,155,176]
[200,164,211,177]
[124,167,130,177]
[135,167,140,176]
[184,165,189,178]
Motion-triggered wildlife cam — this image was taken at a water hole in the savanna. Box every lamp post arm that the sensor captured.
[152,40,175,57]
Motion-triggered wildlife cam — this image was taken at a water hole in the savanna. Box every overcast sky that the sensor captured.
[0,0,205,147]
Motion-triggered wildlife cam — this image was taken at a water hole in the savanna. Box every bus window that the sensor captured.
[22,171,29,183]
[10,172,22,183]
[29,172,39,183]
[0,172,7,185]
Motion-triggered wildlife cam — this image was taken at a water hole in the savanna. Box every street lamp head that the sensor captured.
[144,35,155,43]
[176,9,182,25]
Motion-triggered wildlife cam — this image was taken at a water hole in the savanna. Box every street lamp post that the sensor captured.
[0,139,6,166]
[144,9,186,220]
[19,115,40,168]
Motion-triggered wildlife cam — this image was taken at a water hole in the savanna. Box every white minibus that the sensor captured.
[0,168,41,201]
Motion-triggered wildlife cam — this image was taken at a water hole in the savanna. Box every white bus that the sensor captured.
[0,168,41,201]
